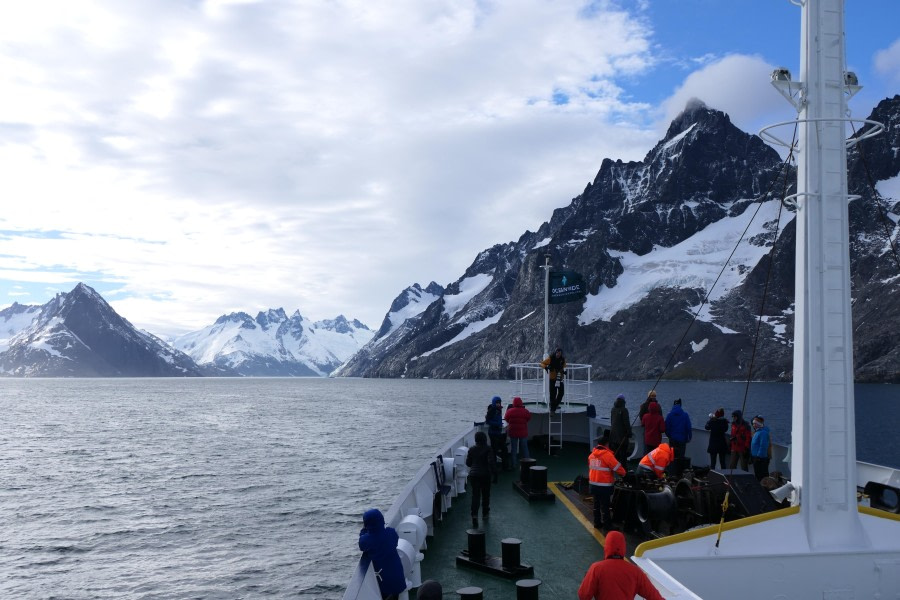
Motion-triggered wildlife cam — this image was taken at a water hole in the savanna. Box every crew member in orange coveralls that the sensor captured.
[577,530,665,600]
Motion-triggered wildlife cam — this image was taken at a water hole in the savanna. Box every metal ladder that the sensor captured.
[548,407,563,453]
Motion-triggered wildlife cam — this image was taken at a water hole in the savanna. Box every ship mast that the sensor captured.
[631,2,900,597]
[788,0,864,548]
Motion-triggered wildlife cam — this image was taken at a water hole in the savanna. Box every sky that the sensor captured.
[1,0,898,340]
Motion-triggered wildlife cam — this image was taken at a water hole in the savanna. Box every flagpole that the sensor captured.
[543,255,550,407]
[543,255,550,359]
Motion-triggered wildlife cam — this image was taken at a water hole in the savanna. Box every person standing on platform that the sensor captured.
[664,398,692,459]
[728,410,752,471]
[504,396,532,468]
[465,431,497,528]
[750,415,771,481]
[705,408,729,470]
[358,508,406,600]
[641,401,665,454]
[588,430,625,532]
[540,347,566,413]
[577,530,665,600]
[609,394,633,467]
[484,396,508,470]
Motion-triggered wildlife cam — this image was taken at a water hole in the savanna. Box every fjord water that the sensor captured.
[1,378,896,599]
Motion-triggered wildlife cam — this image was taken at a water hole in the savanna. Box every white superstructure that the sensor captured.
[632,1,900,598]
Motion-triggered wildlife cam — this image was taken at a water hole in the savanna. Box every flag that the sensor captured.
[548,270,586,304]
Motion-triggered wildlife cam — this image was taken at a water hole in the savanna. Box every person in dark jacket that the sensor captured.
[638,390,658,420]
[358,508,406,600]
[485,396,508,470]
[577,530,665,600]
[728,410,752,471]
[705,408,729,469]
[641,401,665,453]
[664,399,692,459]
[609,394,633,467]
[466,431,498,528]
[540,347,566,412]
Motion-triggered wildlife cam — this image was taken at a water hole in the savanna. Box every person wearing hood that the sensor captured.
[609,394,633,467]
[577,530,665,600]
[750,415,772,481]
[504,396,531,467]
[728,410,752,471]
[588,430,625,532]
[466,431,498,528]
[358,508,406,600]
[638,390,658,420]
[484,396,509,470]
[664,399,692,459]
[638,443,674,479]
[705,408,729,470]
[641,401,665,454]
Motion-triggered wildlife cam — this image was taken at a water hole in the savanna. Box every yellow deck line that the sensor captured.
[549,481,606,546]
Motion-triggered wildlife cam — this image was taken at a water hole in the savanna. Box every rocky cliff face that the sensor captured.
[339,96,900,382]
[0,283,203,377]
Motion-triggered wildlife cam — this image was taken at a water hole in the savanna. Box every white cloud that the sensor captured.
[874,39,900,84]
[660,54,787,137]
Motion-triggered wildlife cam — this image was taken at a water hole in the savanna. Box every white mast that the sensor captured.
[630,2,900,597]
[790,0,864,548]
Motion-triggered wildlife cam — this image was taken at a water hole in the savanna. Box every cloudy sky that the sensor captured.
[1,0,898,339]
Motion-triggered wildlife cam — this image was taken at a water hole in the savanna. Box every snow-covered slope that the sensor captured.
[173,309,373,376]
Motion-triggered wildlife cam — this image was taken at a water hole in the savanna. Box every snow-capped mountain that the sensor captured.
[338,95,900,382]
[0,283,203,377]
[173,309,373,376]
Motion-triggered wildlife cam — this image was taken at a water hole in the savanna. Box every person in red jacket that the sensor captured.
[504,396,532,468]
[577,530,665,600]
[640,401,665,453]
[728,409,752,471]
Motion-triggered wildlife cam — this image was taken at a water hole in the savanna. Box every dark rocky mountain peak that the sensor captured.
[1,283,202,377]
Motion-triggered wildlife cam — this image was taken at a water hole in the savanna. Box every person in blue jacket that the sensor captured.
[358,508,406,599]
[664,398,693,459]
[750,415,772,481]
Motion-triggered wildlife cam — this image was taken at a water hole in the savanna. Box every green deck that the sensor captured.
[418,440,625,599]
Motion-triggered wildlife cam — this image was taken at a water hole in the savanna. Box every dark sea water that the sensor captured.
[1,378,896,599]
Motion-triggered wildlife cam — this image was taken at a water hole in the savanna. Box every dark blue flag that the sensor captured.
[548,270,586,304]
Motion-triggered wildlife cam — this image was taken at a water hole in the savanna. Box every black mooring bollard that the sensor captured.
[516,578,542,600]
[519,458,537,486]
[466,528,486,563]
[529,465,548,494]
[501,537,522,570]
[457,586,484,600]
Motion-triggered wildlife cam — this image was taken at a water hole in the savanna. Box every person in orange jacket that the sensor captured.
[588,430,626,531]
[638,443,674,479]
[577,530,665,600]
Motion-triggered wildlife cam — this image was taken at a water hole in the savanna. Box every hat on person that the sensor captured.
[732,409,743,418]
[491,396,502,405]
[417,579,443,600]
[616,393,626,401]
[753,415,764,423]
[596,428,610,446]
[674,398,682,405]
[648,390,657,398]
